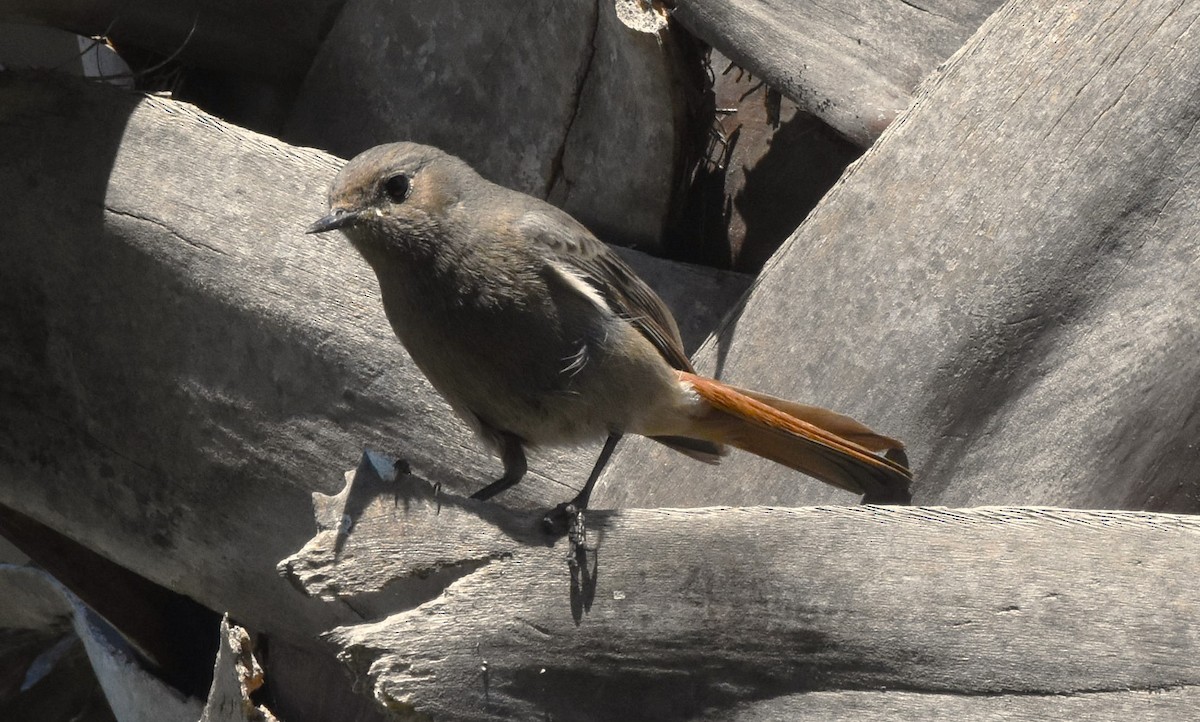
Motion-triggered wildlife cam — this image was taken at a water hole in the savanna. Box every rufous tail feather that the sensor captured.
[676,372,912,503]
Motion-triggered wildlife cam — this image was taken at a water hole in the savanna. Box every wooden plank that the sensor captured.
[599,0,1200,512]
[280,452,1200,721]
[672,0,1001,145]
[0,505,220,698]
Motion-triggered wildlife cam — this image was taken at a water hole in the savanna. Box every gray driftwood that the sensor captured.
[3,0,340,85]
[600,0,1200,513]
[279,452,1200,721]
[673,0,1001,146]
[0,70,746,641]
[2,0,1198,716]
[285,0,697,250]
[0,565,201,722]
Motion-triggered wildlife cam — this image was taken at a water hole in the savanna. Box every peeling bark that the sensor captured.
[199,617,279,722]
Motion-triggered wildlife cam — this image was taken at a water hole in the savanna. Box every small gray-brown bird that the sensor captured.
[309,142,911,525]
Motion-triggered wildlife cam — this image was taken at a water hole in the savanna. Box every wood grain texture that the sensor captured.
[672,0,1001,145]
[0,71,745,640]
[600,0,1200,513]
[282,453,1200,721]
[723,688,1200,721]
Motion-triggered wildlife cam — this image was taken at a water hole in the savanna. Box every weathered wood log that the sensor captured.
[600,0,1200,512]
[3,0,342,84]
[0,564,202,722]
[285,0,701,250]
[672,0,1002,146]
[0,504,220,698]
[3,2,1197,714]
[0,70,747,641]
[0,501,389,721]
[280,452,1200,721]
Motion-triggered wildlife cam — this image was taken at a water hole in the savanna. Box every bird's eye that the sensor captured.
[383,173,411,202]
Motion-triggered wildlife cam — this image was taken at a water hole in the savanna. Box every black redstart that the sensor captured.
[309,143,911,526]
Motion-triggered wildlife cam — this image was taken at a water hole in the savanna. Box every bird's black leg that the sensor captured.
[569,432,622,510]
[470,432,527,501]
[542,432,622,535]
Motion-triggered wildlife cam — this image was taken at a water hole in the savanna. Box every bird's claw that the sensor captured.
[541,502,578,537]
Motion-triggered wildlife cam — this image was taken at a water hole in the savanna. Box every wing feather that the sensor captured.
[515,208,695,372]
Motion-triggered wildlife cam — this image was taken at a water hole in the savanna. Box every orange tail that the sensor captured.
[676,372,912,503]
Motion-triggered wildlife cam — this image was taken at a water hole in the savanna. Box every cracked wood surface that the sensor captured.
[0,70,746,642]
[280,452,1200,721]
[601,0,1200,513]
[673,0,1002,145]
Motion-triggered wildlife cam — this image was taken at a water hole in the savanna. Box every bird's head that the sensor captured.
[307,142,475,254]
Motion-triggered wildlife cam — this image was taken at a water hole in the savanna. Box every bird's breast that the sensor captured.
[368,254,678,445]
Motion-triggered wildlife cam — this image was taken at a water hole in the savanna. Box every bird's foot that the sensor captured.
[541,502,587,543]
[541,502,576,536]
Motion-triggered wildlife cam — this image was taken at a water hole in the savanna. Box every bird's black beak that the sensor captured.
[306,208,361,234]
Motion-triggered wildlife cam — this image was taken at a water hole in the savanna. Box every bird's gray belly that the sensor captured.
[378,272,624,446]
